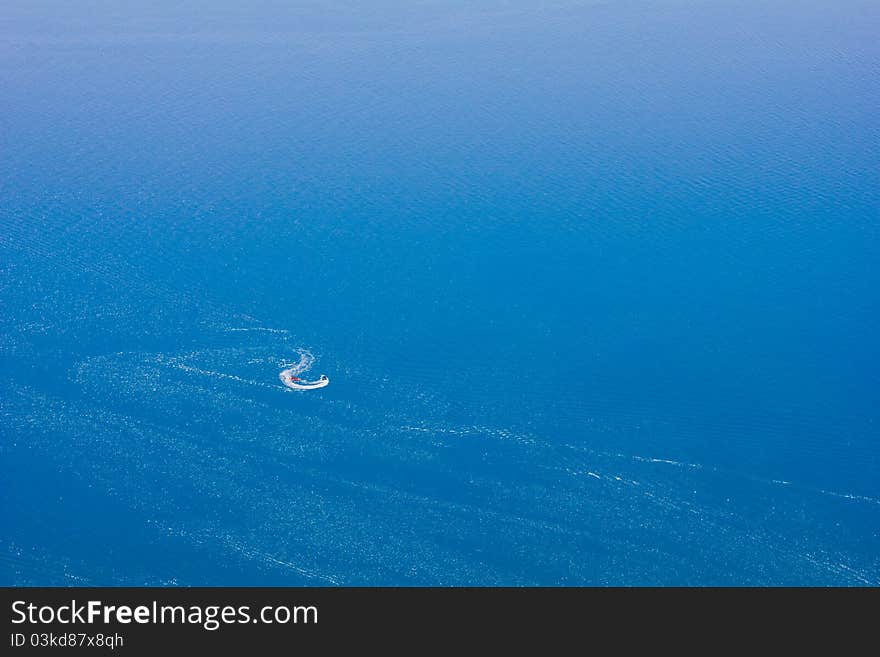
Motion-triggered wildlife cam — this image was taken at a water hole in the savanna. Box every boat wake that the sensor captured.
[279,350,329,390]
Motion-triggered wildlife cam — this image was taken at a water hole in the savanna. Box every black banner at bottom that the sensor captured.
[1,587,873,652]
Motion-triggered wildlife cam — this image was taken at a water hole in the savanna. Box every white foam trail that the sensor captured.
[225,539,340,585]
[280,350,314,376]
[818,489,880,506]
[279,350,329,391]
[398,424,537,444]
[627,454,703,469]
[225,327,289,334]
[168,363,272,389]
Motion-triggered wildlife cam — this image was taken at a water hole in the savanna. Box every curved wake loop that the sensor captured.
[279,350,329,390]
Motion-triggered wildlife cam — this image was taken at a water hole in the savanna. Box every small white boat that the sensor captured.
[280,370,329,390]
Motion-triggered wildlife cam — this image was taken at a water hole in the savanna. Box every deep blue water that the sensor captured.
[1,1,878,585]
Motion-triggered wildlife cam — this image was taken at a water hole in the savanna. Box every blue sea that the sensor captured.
[1,1,878,585]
